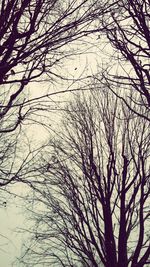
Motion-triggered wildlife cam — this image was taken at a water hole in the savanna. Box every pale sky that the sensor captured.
[0,41,102,266]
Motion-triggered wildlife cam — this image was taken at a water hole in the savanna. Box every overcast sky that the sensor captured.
[0,43,101,266]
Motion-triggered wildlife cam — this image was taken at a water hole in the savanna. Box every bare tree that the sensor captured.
[20,90,150,267]
[0,0,110,195]
[95,0,150,120]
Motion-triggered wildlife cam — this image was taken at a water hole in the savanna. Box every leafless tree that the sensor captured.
[20,90,150,267]
[95,0,150,120]
[0,0,111,195]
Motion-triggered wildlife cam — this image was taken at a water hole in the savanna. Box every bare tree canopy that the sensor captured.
[0,0,107,188]
[96,0,150,120]
[0,0,108,133]
[20,90,150,267]
[1,1,150,265]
